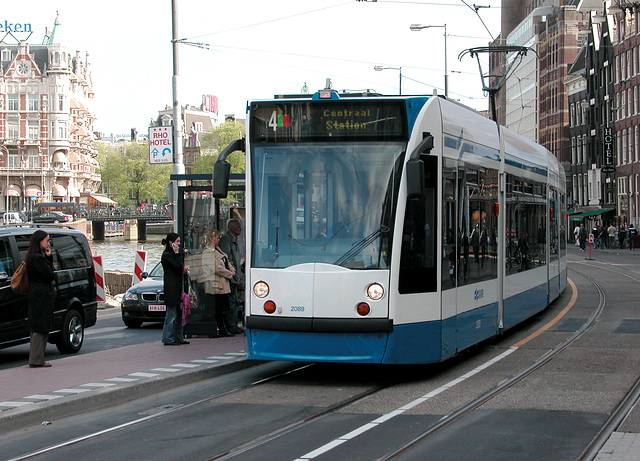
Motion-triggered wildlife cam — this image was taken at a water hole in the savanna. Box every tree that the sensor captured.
[193,120,245,175]
[96,141,172,207]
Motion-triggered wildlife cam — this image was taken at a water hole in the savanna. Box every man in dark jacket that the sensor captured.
[219,219,244,333]
[628,224,638,250]
[578,224,587,251]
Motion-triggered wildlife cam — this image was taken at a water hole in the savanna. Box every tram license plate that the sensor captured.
[148,305,166,312]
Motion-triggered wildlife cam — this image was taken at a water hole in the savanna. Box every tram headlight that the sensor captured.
[253,281,270,298]
[366,283,384,300]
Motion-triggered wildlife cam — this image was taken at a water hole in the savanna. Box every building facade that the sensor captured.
[0,40,100,213]
[610,2,640,227]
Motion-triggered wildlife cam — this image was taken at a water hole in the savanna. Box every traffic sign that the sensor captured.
[589,234,594,244]
[149,126,173,164]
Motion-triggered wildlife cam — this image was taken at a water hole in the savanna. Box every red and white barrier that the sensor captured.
[92,256,105,302]
[132,249,147,285]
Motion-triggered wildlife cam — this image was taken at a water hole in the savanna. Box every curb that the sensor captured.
[0,357,259,434]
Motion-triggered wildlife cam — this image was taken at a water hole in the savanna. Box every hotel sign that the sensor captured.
[148,126,173,164]
[603,127,615,173]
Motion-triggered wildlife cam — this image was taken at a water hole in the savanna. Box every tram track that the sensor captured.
[7,361,393,461]
[376,263,640,461]
[374,270,606,460]
[5,362,314,461]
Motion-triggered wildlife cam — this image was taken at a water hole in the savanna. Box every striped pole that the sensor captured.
[133,250,147,285]
[92,255,105,302]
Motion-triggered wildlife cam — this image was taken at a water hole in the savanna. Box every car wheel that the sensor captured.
[56,310,84,354]
[123,318,143,328]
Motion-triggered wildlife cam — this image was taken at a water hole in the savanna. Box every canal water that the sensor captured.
[89,236,165,272]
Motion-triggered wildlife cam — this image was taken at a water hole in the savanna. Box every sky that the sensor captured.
[2,0,502,136]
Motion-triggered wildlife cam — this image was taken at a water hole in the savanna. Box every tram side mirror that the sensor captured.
[406,159,425,199]
[212,162,231,199]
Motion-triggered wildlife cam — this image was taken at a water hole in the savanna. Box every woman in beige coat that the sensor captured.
[201,229,236,337]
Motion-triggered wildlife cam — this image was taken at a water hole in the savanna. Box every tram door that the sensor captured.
[548,187,561,298]
[441,160,458,358]
[441,159,499,357]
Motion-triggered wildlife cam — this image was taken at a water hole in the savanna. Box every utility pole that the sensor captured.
[171,0,184,231]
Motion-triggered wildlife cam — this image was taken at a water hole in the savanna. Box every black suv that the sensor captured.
[0,225,97,353]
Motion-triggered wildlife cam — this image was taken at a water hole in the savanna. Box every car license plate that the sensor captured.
[148,305,166,312]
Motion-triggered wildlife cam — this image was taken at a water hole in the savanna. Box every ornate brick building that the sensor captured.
[0,40,100,213]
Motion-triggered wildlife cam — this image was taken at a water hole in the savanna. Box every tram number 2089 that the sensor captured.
[290,306,305,312]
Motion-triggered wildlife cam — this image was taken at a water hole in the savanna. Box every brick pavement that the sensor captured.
[0,331,250,433]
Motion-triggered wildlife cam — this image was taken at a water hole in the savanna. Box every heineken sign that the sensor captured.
[0,21,32,33]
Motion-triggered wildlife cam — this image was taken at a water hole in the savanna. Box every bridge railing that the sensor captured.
[85,208,171,221]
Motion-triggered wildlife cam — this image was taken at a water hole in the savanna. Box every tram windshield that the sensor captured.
[251,142,405,269]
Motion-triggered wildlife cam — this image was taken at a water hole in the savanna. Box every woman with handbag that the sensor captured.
[202,229,236,337]
[25,230,55,368]
[161,232,190,346]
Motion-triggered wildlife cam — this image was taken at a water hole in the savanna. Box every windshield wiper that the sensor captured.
[333,225,389,267]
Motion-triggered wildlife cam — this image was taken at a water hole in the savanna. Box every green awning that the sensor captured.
[569,208,614,221]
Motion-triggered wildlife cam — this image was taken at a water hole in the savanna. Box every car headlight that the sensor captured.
[123,291,138,301]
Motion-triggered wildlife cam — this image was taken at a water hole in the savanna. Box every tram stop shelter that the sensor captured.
[170,173,245,338]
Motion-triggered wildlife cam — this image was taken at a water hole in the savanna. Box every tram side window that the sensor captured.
[441,163,458,290]
[466,167,498,284]
[505,175,547,274]
[399,155,437,294]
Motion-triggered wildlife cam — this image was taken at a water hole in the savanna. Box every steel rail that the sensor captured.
[377,270,606,461]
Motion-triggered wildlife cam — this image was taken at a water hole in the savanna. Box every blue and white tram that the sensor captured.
[213,90,567,364]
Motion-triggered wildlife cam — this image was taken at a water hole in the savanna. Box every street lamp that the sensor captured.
[410,23,448,97]
[374,65,402,95]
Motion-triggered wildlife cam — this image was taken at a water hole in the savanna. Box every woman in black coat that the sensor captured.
[26,230,55,368]
[161,232,189,345]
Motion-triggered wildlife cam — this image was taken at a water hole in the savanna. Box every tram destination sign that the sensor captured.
[250,100,407,142]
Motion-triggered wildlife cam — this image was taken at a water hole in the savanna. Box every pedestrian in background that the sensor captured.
[219,219,244,334]
[608,223,617,248]
[202,229,236,337]
[618,226,627,250]
[161,232,189,346]
[628,224,638,250]
[26,230,55,368]
[578,224,587,251]
[598,225,607,249]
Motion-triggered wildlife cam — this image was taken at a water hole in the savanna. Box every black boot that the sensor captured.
[219,326,234,337]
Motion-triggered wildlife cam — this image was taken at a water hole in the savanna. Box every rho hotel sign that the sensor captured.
[148,126,173,164]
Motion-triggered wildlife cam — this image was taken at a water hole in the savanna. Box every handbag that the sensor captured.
[11,262,29,295]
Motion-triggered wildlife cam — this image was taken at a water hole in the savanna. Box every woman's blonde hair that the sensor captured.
[205,229,220,246]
